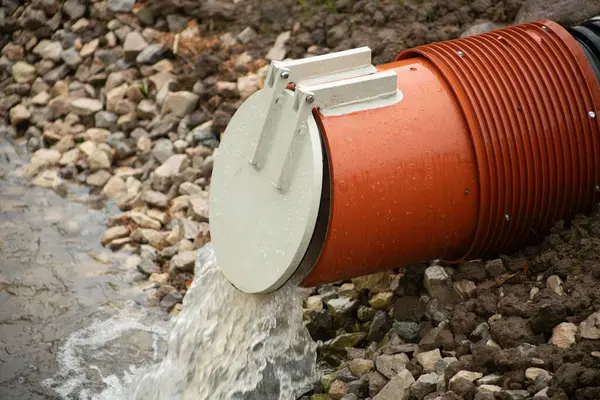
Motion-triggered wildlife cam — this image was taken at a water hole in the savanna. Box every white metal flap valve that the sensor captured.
[210,47,400,294]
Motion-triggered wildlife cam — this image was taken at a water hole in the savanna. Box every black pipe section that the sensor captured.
[568,18,600,85]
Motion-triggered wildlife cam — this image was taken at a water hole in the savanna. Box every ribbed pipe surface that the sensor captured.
[397,20,600,260]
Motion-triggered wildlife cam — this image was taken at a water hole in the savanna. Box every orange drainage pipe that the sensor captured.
[301,20,600,287]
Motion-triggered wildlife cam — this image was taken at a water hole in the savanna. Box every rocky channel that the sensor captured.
[2,0,600,399]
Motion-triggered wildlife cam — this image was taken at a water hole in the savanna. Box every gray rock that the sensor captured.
[326,297,358,316]
[160,290,183,312]
[63,0,86,19]
[20,6,46,29]
[137,99,158,119]
[504,390,530,400]
[33,40,62,61]
[169,250,197,273]
[415,349,442,373]
[136,44,166,65]
[367,310,391,342]
[166,14,188,32]
[60,47,82,68]
[140,244,157,262]
[141,190,168,208]
[123,31,148,62]
[43,64,70,84]
[95,111,118,129]
[411,372,438,400]
[137,258,159,275]
[477,374,502,386]
[376,353,410,379]
[152,139,174,163]
[514,0,600,25]
[393,321,420,342]
[424,265,456,304]
[152,154,188,192]
[374,369,414,400]
[108,0,135,12]
[368,371,388,397]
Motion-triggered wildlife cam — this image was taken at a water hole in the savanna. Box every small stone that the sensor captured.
[478,384,502,394]
[141,190,168,208]
[237,27,257,44]
[504,390,530,400]
[179,182,203,196]
[453,280,477,299]
[162,91,199,117]
[136,44,166,65]
[33,40,62,61]
[411,372,438,400]
[108,0,135,12]
[415,349,442,373]
[87,128,111,143]
[88,149,112,170]
[101,225,129,245]
[329,380,347,399]
[369,292,394,310]
[131,228,167,247]
[546,275,564,296]
[137,99,157,119]
[149,273,168,285]
[123,31,148,61]
[12,61,36,83]
[305,295,323,313]
[169,250,197,273]
[63,0,86,19]
[549,322,578,348]
[580,311,600,339]
[71,98,103,116]
[237,74,262,100]
[216,81,238,98]
[376,353,410,379]
[152,154,188,192]
[188,196,209,222]
[348,359,374,377]
[329,333,366,350]
[266,31,291,61]
[146,209,168,224]
[102,175,127,200]
[137,258,159,275]
[59,148,81,165]
[152,139,174,163]
[86,170,111,187]
[31,148,61,167]
[373,369,414,400]
[424,266,455,304]
[477,374,502,386]
[166,222,184,245]
[449,370,483,384]
[31,91,50,106]
[525,367,551,381]
[130,211,161,230]
[533,387,549,399]
[2,43,24,61]
[160,290,183,312]
[393,321,420,342]
[352,272,390,293]
[80,39,99,58]
[9,104,30,125]
[60,47,82,68]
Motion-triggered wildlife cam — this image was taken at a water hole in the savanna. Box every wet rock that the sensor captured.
[580,311,600,339]
[393,321,420,342]
[373,369,414,400]
[367,310,390,342]
[411,372,438,400]
[369,292,393,310]
[101,225,129,245]
[416,349,442,373]
[70,98,103,116]
[141,190,168,208]
[490,316,535,348]
[162,91,199,118]
[424,266,456,304]
[305,295,323,314]
[375,353,410,379]
[12,61,36,83]
[160,290,183,312]
[124,31,148,62]
[514,0,600,26]
[348,359,374,377]
[329,333,366,350]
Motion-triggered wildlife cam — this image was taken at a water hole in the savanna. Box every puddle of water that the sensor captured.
[130,244,318,400]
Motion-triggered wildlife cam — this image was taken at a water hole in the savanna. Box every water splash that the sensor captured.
[130,243,318,400]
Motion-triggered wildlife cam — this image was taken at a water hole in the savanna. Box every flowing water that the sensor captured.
[130,244,318,400]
